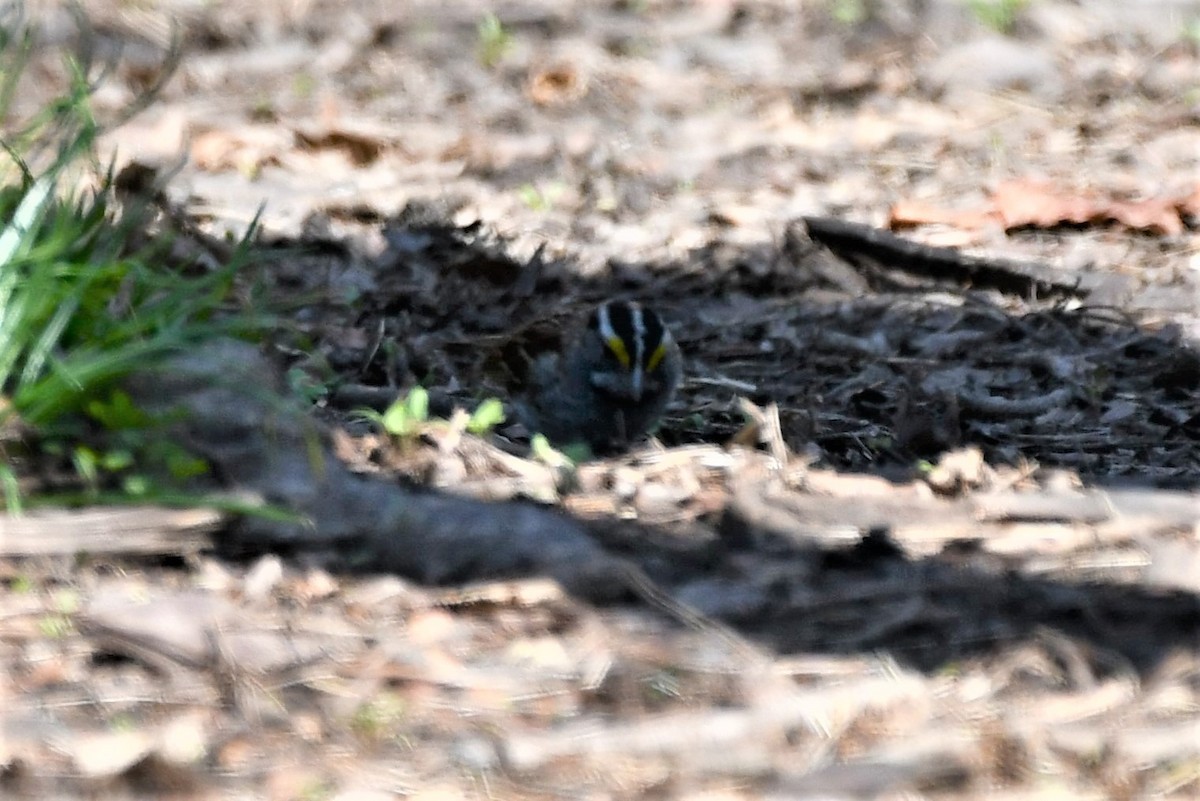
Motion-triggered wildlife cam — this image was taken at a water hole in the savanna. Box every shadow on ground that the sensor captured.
[255,203,1200,678]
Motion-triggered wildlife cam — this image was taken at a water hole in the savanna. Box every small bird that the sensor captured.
[517,300,682,453]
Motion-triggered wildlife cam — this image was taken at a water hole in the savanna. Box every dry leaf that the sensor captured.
[888,198,997,231]
[990,178,1097,229]
[1181,183,1200,218]
[213,735,259,771]
[1106,196,1185,236]
[21,658,70,689]
[190,125,290,174]
[925,446,987,495]
[243,554,284,600]
[892,179,1193,236]
[288,567,340,603]
[295,125,387,167]
[708,203,767,228]
[991,178,1185,235]
[527,63,587,106]
[405,608,462,645]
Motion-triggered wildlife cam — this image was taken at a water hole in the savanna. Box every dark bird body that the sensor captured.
[517,301,682,453]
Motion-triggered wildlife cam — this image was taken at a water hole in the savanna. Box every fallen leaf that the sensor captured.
[991,178,1185,235]
[1177,183,1200,218]
[295,125,387,167]
[190,125,290,174]
[925,446,987,495]
[243,554,284,601]
[888,198,997,231]
[891,179,1194,237]
[213,735,259,771]
[288,567,340,603]
[405,608,462,645]
[1106,196,1184,236]
[990,178,1098,229]
[527,63,587,106]
[21,657,70,689]
[708,203,766,228]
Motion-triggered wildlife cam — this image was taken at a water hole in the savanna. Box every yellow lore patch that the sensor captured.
[646,342,667,372]
[606,336,631,367]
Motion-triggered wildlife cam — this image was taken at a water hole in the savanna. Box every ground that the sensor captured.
[3,1,1200,799]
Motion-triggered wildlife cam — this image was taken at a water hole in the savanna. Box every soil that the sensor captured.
[4,1,1200,799]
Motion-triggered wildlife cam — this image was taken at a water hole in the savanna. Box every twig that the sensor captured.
[801,216,1089,299]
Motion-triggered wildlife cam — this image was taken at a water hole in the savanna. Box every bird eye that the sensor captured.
[606,336,631,368]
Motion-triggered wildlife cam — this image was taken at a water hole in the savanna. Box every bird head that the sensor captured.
[586,300,673,403]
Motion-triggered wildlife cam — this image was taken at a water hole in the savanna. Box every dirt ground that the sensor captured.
[4,1,1200,799]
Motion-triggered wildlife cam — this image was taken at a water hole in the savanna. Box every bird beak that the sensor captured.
[631,366,644,401]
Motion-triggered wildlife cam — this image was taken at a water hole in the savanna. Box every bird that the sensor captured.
[515,300,682,453]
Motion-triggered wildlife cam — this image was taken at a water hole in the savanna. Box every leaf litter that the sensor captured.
[4,1,1200,799]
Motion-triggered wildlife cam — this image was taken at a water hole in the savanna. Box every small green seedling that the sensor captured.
[72,444,135,496]
[965,0,1029,34]
[368,386,429,438]
[477,12,512,69]
[517,182,564,212]
[86,390,150,431]
[530,433,591,467]
[829,0,867,26]
[349,693,408,742]
[363,389,506,441]
[466,398,505,435]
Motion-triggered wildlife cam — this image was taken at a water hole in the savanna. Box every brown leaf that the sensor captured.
[1106,196,1184,236]
[294,125,387,167]
[1178,183,1200,219]
[888,199,997,230]
[990,178,1186,235]
[526,63,587,106]
[190,126,290,174]
[990,178,1099,229]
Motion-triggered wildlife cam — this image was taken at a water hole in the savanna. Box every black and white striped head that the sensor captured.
[586,300,673,401]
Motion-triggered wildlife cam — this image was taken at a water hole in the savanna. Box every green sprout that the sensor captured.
[965,0,1030,34]
[530,433,588,467]
[361,388,506,440]
[467,397,506,435]
[38,614,73,638]
[362,386,429,438]
[829,0,868,26]
[349,694,408,742]
[517,181,564,212]
[477,12,512,69]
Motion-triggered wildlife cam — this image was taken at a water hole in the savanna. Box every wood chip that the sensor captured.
[0,506,221,557]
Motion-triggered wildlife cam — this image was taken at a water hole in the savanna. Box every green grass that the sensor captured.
[0,8,265,507]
